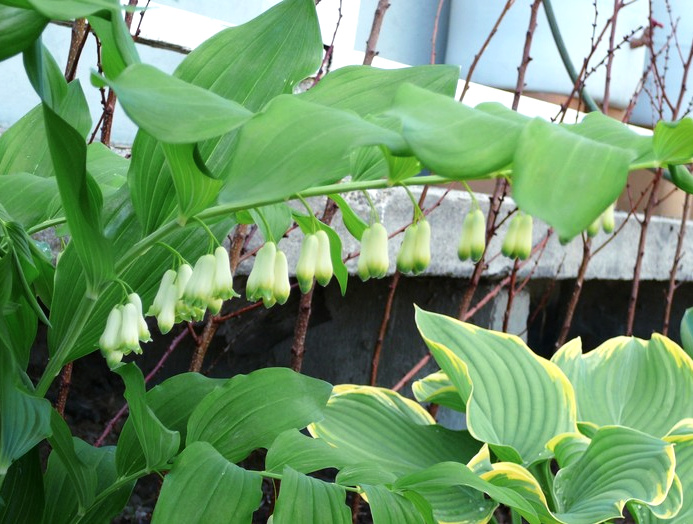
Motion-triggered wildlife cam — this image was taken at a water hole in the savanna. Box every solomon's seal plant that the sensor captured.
[2,0,693,521]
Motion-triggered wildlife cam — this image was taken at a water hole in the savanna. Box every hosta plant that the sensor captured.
[2,0,693,521]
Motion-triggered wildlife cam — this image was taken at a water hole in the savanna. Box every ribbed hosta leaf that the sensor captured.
[552,335,693,438]
[551,426,675,524]
[630,420,693,523]
[308,385,481,479]
[415,307,578,465]
[412,370,465,412]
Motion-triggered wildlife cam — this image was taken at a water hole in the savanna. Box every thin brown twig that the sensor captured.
[663,193,691,336]
[430,0,447,65]
[626,169,663,335]
[362,0,391,66]
[602,0,622,113]
[55,362,73,417]
[556,237,592,348]
[64,19,89,82]
[512,0,543,109]
[314,0,342,84]
[290,201,338,372]
[459,0,516,102]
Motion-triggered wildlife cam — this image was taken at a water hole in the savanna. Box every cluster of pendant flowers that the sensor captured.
[98,191,618,368]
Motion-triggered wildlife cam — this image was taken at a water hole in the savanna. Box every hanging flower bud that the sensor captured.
[397,223,418,274]
[247,242,276,303]
[99,306,123,354]
[502,214,521,258]
[273,250,291,305]
[104,349,124,369]
[412,219,431,274]
[184,254,216,307]
[296,234,318,293]
[314,230,333,287]
[127,293,151,343]
[516,214,533,261]
[457,214,472,261]
[158,281,178,334]
[357,228,372,282]
[120,303,142,354]
[207,298,223,316]
[366,223,389,278]
[469,209,486,263]
[175,264,193,299]
[586,216,601,238]
[148,269,177,317]
[213,246,236,300]
[602,204,615,233]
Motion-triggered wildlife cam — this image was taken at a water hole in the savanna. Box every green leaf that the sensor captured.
[187,368,332,462]
[127,0,322,233]
[2,297,38,370]
[116,372,223,476]
[0,348,51,476]
[161,143,222,221]
[395,462,540,524]
[0,106,53,177]
[552,335,693,438]
[220,96,405,206]
[25,0,118,19]
[681,307,693,359]
[513,118,633,241]
[273,466,350,524]
[152,441,262,524]
[249,203,293,244]
[309,385,481,479]
[552,426,676,524]
[630,423,693,523]
[412,370,466,413]
[266,429,348,474]
[300,64,460,115]
[362,484,427,524]
[46,410,96,509]
[328,194,368,240]
[115,363,180,472]
[93,64,253,144]
[42,440,133,524]
[0,6,47,62]
[42,105,113,294]
[668,164,693,194]
[0,446,44,524]
[386,83,523,178]
[0,174,59,228]
[563,111,653,164]
[415,307,578,465]
[86,143,129,197]
[653,119,693,165]
[87,9,139,79]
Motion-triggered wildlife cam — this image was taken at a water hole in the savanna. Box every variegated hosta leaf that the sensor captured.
[552,426,676,524]
[412,371,466,412]
[630,420,693,523]
[548,433,590,468]
[395,462,540,524]
[308,385,481,479]
[414,307,578,465]
[552,335,693,438]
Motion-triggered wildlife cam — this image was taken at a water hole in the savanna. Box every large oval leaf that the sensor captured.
[308,384,481,478]
[415,307,578,465]
[0,5,46,62]
[152,441,262,524]
[187,368,332,462]
[552,335,693,438]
